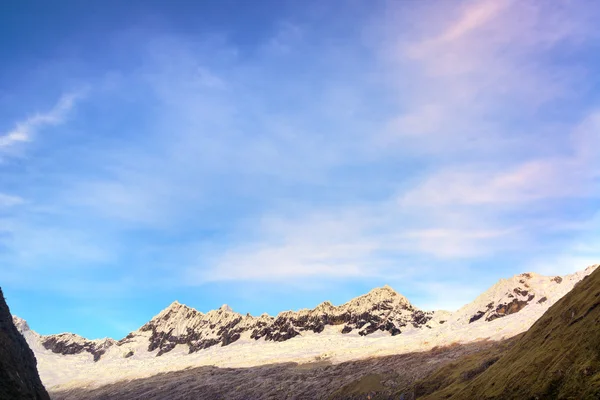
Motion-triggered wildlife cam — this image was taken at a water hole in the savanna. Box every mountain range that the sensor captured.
[12,264,598,395]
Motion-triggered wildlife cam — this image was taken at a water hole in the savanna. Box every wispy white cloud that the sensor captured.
[382,0,594,151]
[409,0,509,56]
[3,1,598,311]
[0,193,24,207]
[197,1,599,281]
[190,211,381,282]
[400,105,600,208]
[526,210,600,276]
[0,91,85,150]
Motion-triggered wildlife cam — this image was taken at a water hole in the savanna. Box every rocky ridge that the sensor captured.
[17,285,438,360]
[14,316,116,362]
[130,285,436,356]
[13,265,599,364]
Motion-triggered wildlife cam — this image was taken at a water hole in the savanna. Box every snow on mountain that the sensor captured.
[31,284,438,362]
[449,264,598,326]
[259,285,437,341]
[12,264,598,392]
[14,315,117,362]
[132,301,274,355]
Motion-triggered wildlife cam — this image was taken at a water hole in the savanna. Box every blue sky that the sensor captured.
[1,0,599,339]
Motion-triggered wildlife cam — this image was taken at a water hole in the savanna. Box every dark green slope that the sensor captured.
[0,288,51,400]
[421,266,600,400]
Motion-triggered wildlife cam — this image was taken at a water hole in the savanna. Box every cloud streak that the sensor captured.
[0,91,84,150]
[0,193,24,207]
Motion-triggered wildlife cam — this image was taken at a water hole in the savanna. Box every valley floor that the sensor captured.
[49,339,512,400]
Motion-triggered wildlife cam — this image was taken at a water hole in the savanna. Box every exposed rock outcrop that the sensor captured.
[413,263,600,399]
[14,265,599,375]
[135,286,437,356]
[454,264,600,399]
[41,334,115,362]
[454,267,598,326]
[0,288,50,400]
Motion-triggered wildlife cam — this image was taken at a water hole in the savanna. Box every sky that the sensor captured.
[1,0,599,340]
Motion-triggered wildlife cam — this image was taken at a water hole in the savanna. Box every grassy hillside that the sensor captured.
[407,337,519,399]
[415,266,600,399]
[333,266,600,400]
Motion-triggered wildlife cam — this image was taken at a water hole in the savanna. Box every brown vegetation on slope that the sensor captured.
[332,266,600,399]
[423,264,600,399]
[50,340,501,400]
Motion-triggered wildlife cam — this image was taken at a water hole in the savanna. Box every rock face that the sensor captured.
[258,286,435,341]
[14,314,116,363]
[17,286,439,359]
[41,333,115,362]
[137,302,274,355]
[133,286,437,356]
[0,288,50,400]
[13,265,598,365]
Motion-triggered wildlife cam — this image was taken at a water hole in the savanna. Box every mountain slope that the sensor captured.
[49,340,507,400]
[46,262,600,400]
[446,265,596,326]
[446,263,600,399]
[0,288,50,400]
[405,264,600,399]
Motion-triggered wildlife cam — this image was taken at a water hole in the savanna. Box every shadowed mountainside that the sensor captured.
[335,265,600,399]
[46,265,600,399]
[49,340,507,400]
[419,261,600,399]
[0,288,50,400]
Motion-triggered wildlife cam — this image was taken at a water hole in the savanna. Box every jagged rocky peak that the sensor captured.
[258,285,430,341]
[137,300,257,356]
[12,315,119,363]
[144,302,201,331]
[314,300,336,313]
[457,266,598,325]
[345,284,412,312]
[154,300,202,320]
[132,284,434,356]
[41,332,116,362]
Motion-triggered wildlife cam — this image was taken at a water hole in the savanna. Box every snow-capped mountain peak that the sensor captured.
[346,284,410,311]
[11,263,598,393]
[450,266,598,325]
[13,263,599,380]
